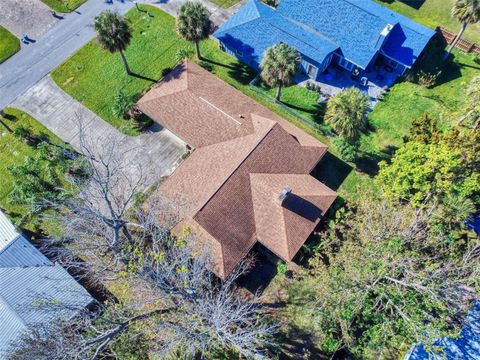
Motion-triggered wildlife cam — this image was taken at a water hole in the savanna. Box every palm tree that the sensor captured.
[444,0,480,59]
[176,2,211,60]
[324,87,369,142]
[94,11,132,74]
[260,43,301,101]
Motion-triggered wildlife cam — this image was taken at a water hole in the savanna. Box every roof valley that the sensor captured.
[194,123,276,216]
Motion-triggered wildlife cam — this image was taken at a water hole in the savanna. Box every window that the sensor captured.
[338,57,354,71]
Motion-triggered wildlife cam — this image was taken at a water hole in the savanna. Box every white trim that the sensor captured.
[306,63,318,79]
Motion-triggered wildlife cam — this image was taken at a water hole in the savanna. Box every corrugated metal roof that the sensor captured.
[0,264,93,356]
[0,211,19,251]
[0,210,93,358]
[0,235,52,268]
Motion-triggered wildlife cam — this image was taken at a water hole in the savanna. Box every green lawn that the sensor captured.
[41,0,86,13]
[209,0,241,9]
[374,0,480,44]
[0,108,69,232]
[52,6,192,136]
[0,26,20,64]
[359,45,479,171]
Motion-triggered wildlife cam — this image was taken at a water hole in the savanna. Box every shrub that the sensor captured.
[13,125,37,145]
[112,91,134,120]
[417,69,441,88]
[333,136,359,162]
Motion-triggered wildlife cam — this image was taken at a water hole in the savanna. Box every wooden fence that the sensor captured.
[435,26,480,54]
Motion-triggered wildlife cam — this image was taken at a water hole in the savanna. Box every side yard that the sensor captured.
[209,0,241,9]
[0,108,76,232]
[374,0,480,44]
[0,25,20,64]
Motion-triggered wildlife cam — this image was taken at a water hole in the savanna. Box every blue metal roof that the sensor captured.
[214,0,338,69]
[214,0,434,69]
[406,301,480,360]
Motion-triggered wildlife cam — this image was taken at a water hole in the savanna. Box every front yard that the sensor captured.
[52,6,191,136]
[374,0,480,44]
[41,0,86,13]
[0,25,20,64]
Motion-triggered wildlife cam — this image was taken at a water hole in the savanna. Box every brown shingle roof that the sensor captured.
[140,60,335,278]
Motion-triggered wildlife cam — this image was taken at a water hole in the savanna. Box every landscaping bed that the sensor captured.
[0,26,20,64]
[41,0,86,13]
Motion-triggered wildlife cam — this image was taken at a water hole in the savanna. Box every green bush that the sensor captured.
[333,136,358,162]
[112,91,134,120]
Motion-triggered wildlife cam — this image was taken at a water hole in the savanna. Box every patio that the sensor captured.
[297,65,400,106]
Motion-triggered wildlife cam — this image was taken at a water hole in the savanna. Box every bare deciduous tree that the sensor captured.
[24,121,277,359]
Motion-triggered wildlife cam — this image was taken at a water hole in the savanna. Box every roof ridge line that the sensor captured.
[194,122,277,216]
[249,173,290,259]
[274,12,338,49]
[0,234,22,256]
[0,291,28,326]
[214,0,263,34]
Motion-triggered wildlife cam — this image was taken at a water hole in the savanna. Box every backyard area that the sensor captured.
[374,0,480,43]
[41,0,86,12]
[0,25,20,64]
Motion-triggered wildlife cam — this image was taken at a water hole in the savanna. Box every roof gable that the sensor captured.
[143,62,334,278]
[250,173,336,260]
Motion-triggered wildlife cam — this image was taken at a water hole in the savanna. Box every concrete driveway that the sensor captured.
[0,0,61,39]
[11,76,186,185]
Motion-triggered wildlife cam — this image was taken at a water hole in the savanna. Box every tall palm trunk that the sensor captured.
[444,22,467,60]
[195,40,202,60]
[119,49,131,74]
[275,83,282,101]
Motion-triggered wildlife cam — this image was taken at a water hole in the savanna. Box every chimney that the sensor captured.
[277,186,292,206]
[375,23,394,50]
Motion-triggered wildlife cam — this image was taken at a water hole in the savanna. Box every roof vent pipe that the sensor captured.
[277,186,292,206]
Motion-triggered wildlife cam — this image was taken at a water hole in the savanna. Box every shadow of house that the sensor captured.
[237,246,279,294]
[406,39,462,88]
[311,151,353,192]
[398,0,426,10]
